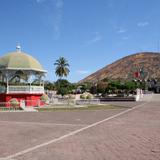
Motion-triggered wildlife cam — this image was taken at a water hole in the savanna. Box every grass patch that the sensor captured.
[0,107,22,111]
[36,104,127,112]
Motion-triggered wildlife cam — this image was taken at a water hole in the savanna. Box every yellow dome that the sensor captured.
[0,51,46,72]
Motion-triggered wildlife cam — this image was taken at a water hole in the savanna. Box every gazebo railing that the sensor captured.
[8,85,44,94]
[0,86,6,93]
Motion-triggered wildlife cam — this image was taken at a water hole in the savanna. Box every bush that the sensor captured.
[40,94,49,102]
[10,98,19,109]
[86,93,93,99]
[80,94,86,99]
[80,92,93,99]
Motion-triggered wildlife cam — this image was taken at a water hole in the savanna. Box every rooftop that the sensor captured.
[0,49,46,73]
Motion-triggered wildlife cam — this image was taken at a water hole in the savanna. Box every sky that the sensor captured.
[0,0,160,82]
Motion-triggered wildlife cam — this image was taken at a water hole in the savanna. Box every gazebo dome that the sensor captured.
[0,51,46,72]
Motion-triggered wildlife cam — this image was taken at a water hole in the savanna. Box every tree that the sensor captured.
[55,79,72,96]
[96,82,108,94]
[79,82,92,93]
[44,81,55,90]
[54,57,70,79]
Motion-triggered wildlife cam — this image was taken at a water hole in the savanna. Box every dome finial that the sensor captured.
[16,43,21,53]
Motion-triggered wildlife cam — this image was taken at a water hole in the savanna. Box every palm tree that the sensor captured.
[54,57,70,79]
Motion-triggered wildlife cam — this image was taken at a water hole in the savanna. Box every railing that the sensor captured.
[0,100,45,109]
[76,99,100,105]
[0,86,6,93]
[8,85,44,94]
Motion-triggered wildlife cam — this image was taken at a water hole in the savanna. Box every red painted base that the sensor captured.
[0,93,44,107]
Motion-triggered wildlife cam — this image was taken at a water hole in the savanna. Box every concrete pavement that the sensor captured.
[0,95,160,160]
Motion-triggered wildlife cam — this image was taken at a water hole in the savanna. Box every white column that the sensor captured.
[6,77,9,93]
[6,72,9,94]
[29,73,32,93]
[29,83,31,93]
[42,80,44,94]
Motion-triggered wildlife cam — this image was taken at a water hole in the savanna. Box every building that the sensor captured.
[0,45,47,107]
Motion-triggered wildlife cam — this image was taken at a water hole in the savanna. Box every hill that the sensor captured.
[79,52,160,83]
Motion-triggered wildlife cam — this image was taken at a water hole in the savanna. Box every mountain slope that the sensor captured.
[79,52,160,83]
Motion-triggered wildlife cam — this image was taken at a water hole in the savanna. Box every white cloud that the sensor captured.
[54,0,64,39]
[56,0,63,9]
[137,21,149,27]
[76,70,90,75]
[35,0,64,39]
[117,28,127,34]
[122,36,129,40]
[36,0,46,3]
[84,32,102,46]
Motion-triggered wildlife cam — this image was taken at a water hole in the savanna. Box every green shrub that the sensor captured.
[10,98,19,109]
[40,94,49,102]
[80,93,93,99]
[86,93,93,99]
[80,94,86,99]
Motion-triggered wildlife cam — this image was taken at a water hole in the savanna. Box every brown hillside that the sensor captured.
[79,52,160,83]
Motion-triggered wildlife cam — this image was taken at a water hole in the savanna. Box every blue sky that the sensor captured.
[0,0,160,82]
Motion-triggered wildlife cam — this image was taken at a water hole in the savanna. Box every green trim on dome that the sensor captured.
[0,51,46,72]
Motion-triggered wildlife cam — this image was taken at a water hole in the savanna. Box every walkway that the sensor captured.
[0,95,160,160]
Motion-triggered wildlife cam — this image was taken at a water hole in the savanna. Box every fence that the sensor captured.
[0,101,21,111]
[76,99,100,105]
[50,98,76,105]
[0,100,46,109]
[8,85,44,94]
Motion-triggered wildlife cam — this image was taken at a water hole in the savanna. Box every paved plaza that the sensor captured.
[0,95,160,160]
